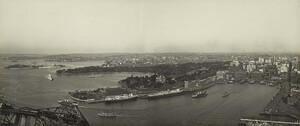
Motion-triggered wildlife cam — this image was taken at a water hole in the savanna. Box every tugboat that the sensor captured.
[47,74,54,81]
[222,91,230,97]
[58,99,79,106]
[98,112,117,118]
[192,91,208,98]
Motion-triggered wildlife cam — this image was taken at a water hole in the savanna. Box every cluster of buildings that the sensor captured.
[155,75,167,84]
[44,54,98,62]
[102,55,204,67]
[102,54,234,67]
[215,56,300,84]
[118,55,300,91]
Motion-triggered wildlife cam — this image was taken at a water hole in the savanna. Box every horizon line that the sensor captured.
[0,51,299,55]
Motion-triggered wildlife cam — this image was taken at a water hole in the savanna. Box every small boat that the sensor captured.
[88,74,103,78]
[222,92,230,97]
[192,91,208,98]
[47,74,54,81]
[58,99,78,106]
[268,83,276,87]
[98,112,117,118]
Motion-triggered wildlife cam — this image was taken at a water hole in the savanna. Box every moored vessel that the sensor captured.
[146,89,185,100]
[104,93,138,103]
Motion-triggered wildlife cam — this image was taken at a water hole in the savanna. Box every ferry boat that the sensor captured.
[98,112,117,118]
[222,91,230,97]
[58,99,79,106]
[147,89,185,100]
[47,74,54,81]
[192,91,208,98]
[104,93,138,103]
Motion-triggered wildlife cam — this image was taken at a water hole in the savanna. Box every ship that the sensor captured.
[222,91,230,97]
[71,93,137,104]
[192,91,208,98]
[104,93,138,103]
[98,112,117,118]
[86,99,105,104]
[47,74,54,81]
[58,99,79,106]
[146,89,185,100]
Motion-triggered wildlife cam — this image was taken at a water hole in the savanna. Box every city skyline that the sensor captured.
[1,0,300,54]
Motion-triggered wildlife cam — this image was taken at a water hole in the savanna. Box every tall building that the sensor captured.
[288,61,292,83]
[258,57,265,64]
[246,61,256,73]
[184,81,189,90]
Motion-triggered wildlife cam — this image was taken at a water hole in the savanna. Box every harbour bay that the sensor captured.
[0,64,278,126]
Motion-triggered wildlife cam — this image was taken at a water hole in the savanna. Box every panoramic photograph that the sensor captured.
[0,0,300,126]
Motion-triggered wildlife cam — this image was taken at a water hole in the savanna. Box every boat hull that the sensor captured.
[222,94,230,97]
[104,97,138,104]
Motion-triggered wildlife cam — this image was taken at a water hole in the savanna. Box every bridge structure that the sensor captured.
[240,118,300,126]
[239,61,300,126]
[0,99,90,126]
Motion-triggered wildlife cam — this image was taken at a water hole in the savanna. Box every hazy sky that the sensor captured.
[0,0,299,54]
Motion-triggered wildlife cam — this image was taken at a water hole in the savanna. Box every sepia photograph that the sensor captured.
[0,0,300,126]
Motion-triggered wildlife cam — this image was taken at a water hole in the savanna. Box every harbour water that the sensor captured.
[0,61,279,126]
